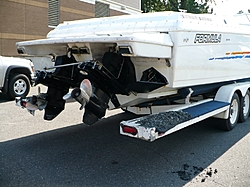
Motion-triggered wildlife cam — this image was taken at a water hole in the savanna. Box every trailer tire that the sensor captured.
[219,92,240,131]
[239,90,250,123]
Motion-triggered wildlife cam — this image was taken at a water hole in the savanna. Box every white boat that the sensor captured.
[16,11,250,124]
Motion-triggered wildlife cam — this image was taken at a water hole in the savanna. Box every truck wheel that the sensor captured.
[239,90,250,122]
[219,92,240,131]
[8,74,30,100]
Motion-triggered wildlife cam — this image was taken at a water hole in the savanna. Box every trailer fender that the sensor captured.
[214,82,250,119]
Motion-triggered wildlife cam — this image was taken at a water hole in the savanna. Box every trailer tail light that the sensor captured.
[22,102,27,107]
[122,125,138,135]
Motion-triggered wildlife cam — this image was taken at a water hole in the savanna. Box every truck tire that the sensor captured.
[219,92,240,131]
[8,74,30,100]
[239,90,250,122]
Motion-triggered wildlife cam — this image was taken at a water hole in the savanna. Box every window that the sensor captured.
[95,1,110,18]
[48,0,60,27]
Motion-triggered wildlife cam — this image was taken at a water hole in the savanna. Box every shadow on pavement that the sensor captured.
[0,111,249,187]
[0,93,10,103]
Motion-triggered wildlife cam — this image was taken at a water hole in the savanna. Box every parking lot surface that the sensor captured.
[1,86,250,187]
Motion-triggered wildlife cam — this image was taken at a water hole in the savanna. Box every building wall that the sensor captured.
[112,0,141,10]
[0,0,141,56]
[60,0,95,22]
[1,0,51,56]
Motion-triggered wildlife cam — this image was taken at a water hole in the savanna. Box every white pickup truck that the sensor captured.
[0,56,35,99]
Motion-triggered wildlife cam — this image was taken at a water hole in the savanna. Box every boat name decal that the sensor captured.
[194,33,221,44]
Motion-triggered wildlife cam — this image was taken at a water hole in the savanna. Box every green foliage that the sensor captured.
[141,0,212,14]
[237,9,250,14]
[238,10,244,14]
[141,0,167,13]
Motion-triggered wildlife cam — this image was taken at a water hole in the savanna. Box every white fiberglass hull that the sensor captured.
[15,11,250,122]
[17,12,250,91]
[157,32,250,88]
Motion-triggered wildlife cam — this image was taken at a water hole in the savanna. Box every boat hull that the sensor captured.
[16,12,250,90]
[15,12,250,119]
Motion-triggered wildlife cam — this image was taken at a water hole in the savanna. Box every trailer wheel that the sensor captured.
[219,92,240,131]
[239,90,250,122]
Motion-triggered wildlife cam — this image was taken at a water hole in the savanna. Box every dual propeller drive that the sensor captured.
[16,79,92,115]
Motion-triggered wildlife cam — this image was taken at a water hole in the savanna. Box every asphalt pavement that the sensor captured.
[0,86,250,187]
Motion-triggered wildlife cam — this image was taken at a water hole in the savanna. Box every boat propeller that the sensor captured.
[16,79,92,114]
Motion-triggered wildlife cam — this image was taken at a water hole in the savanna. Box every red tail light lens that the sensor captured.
[22,102,27,107]
[122,126,138,135]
